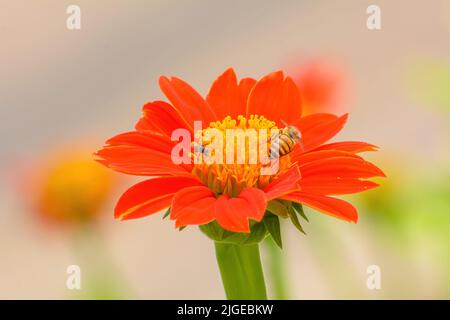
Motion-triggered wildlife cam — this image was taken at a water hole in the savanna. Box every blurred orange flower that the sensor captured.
[95,68,384,233]
[292,59,349,115]
[32,150,115,225]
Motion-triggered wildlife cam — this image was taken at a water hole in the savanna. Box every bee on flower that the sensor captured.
[95,68,384,236]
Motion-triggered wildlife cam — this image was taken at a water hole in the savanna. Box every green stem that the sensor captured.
[214,242,267,300]
[69,223,134,299]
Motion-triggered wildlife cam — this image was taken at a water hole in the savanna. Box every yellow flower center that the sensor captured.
[192,115,292,197]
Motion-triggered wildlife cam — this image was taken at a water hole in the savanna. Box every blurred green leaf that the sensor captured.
[406,59,450,115]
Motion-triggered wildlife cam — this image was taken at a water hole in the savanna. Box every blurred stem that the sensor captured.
[263,237,290,299]
[214,242,267,300]
[69,223,132,299]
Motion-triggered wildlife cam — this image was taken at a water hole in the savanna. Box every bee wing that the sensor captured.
[298,140,305,151]
[270,131,279,140]
[193,144,202,152]
[292,125,302,139]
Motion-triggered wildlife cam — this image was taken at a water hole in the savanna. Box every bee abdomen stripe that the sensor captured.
[280,134,294,147]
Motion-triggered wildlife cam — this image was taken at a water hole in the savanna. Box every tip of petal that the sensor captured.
[114,206,128,220]
[174,220,184,228]
[367,161,387,178]
[261,70,284,81]
[363,160,387,178]
[223,67,236,75]
[364,143,380,152]
[158,75,176,89]
[158,75,169,83]
[378,169,387,178]
[92,151,107,165]
[340,113,349,123]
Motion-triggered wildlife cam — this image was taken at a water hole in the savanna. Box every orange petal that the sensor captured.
[264,166,302,200]
[293,113,348,151]
[300,156,386,179]
[171,186,214,217]
[214,188,267,233]
[170,186,216,227]
[291,149,362,165]
[214,195,250,233]
[293,113,337,132]
[299,177,379,195]
[239,77,257,101]
[106,131,175,155]
[136,101,194,136]
[236,188,267,221]
[247,71,302,126]
[175,198,217,227]
[115,177,202,220]
[207,68,247,120]
[312,141,379,153]
[159,76,217,125]
[282,192,358,222]
[94,145,192,177]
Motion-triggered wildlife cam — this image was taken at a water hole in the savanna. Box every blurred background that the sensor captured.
[1,0,449,299]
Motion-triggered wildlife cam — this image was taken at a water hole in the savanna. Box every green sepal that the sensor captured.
[200,221,267,245]
[288,206,306,235]
[162,207,171,219]
[178,226,186,231]
[263,212,282,249]
[292,202,308,222]
[266,200,290,218]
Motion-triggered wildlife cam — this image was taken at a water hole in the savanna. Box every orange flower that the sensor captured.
[292,59,348,115]
[95,68,384,233]
[32,150,115,225]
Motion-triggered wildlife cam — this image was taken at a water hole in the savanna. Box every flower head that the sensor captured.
[95,68,384,235]
[292,59,349,115]
[32,150,116,225]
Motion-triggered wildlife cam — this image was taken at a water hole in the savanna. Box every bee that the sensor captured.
[269,120,303,159]
[193,143,207,154]
[193,142,212,162]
